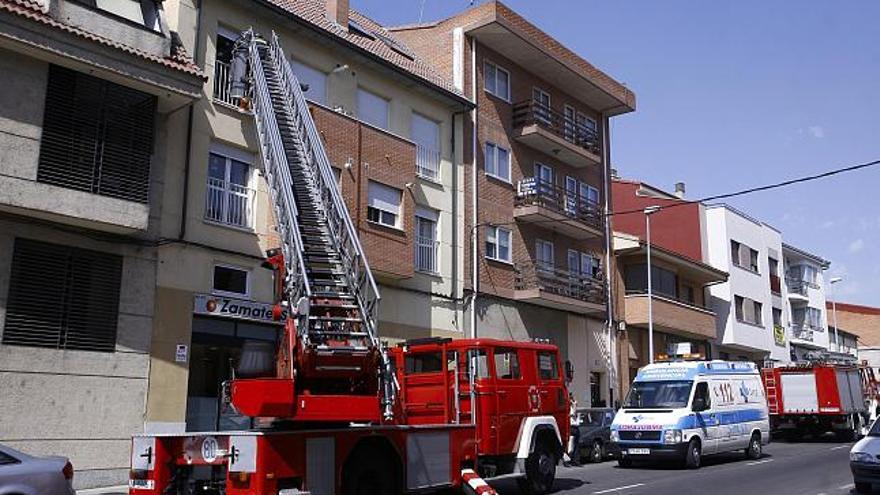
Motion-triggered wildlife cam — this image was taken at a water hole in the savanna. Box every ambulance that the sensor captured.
[610,360,770,468]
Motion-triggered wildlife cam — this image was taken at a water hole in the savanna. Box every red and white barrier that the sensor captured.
[461,469,498,495]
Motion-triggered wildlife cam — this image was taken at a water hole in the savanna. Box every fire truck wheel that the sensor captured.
[745,433,762,460]
[518,439,557,495]
[342,448,400,495]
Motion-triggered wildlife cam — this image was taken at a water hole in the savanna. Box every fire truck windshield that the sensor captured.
[624,380,694,409]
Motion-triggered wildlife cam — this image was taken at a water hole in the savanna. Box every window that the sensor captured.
[535,162,554,186]
[412,112,441,180]
[730,240,759,273]
[3,238,122,352]
[563,105,576,141]
[494,349,521,379]
[793,307,822,329]
[213,265,249,297]
[469,349,490,379]
[0,451,19,465]
[483,61,510,101]
[772,307,783,327]
[693,382,711,409]
[77,0,161,30]
[206,146,253,228]
[484,142,511,182]
[485,226,512,263]
[535,239,554,271]
[405,352,443,374]
[624,263,677,298]
[568,250,600,278]
[415,207,439,274]
[581,182,600,205]
[735,295,763,325]
[532,87,551,126]
[37,65,156,203]
[537,351,560,380]
[357,87,389,129]
[769,257,779,277]
[367,181,402,228]
[213,31,237,105]
[291,60,328,105]
[683,285,696,304]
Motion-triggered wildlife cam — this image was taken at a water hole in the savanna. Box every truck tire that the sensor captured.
[518,438,557,495]
[589,440,604,463]
[342,446,400,495]
[855,481,872,493]
[745,432,762,460]
[683,439,701,469]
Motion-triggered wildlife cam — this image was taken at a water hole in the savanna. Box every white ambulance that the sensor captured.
[610,360,770,468]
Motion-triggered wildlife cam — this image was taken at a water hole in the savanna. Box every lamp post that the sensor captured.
[829,277,843,352]
[644,206,661,363]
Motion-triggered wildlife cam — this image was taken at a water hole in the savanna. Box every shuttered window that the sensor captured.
[2,238,123,352]
[37,65,156,203]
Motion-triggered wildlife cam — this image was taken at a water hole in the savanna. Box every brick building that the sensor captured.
[392,1,636,407]
[829,302,880,365]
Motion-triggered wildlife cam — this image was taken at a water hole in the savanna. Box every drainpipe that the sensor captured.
[469,36,479,340]
[178,0,204,240]
[601,111,615,404]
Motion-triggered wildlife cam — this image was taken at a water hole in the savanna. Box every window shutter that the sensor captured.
[367,181,401,214]
[37,65,156,203]
[2,239,122,352]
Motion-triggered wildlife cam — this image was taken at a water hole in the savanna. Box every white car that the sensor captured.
[850,419,880,493]
[0,444,75,495]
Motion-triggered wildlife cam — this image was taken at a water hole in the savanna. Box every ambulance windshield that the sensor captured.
[624,380,693,409]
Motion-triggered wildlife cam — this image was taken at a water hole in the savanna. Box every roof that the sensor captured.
[827,301,880,316]
[257,0,467,105]
[613,233,729,283]
[782,243,830,268]
[636,361,757,381]
[0,0,202,77]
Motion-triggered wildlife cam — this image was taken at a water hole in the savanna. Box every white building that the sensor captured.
[782,243,832,360]
[705,205,790,362]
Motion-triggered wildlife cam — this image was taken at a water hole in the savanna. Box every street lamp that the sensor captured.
[644,205,661,364]
[829,277,843,352]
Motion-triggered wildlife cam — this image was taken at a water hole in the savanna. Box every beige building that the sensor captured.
[0,0,202,487]
[145,0,472,434]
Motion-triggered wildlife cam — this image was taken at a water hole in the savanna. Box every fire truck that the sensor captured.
[127,30,571,495]
[760,357,880,440]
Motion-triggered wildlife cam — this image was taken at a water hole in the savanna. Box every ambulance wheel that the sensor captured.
[745,432,762,460]
[684,439,701,469]
[855,482,872,493]
[518,439,557,495]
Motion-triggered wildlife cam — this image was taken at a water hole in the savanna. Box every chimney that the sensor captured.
[326,0,349,30]
[674,182,686,199]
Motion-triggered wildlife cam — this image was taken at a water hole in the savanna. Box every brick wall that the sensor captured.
[829,302,880,346]
[311,104,416,279]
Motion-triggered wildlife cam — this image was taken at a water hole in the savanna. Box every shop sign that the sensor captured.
[193,294,287,323]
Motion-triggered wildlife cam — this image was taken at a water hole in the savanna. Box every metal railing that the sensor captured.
[415,235,439,274]
[624,289,710,311]
[416,145,440,181]
[790,323,815,342]
[515,263,606,305]
[786,278,809,296]
[205,177,254,227]
[515,177,603,231]
[512,100,600,155]
[213,60,237,106]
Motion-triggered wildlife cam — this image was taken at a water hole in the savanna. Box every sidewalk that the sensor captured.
[76,486,128,495]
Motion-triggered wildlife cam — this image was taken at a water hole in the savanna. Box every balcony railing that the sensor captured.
[512,100,600,155]
[790,323,815,342]
[786,278,809,296]
[515,263,606,305]
[415,235,439,274]
[214,60,237,107]
[515,177,603,230]
[205,177,255,228]
[624,289,710,311]
[416,145,440,181]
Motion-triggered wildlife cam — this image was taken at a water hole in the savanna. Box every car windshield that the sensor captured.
[623,380,694,409]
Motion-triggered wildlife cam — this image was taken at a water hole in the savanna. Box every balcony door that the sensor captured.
[534,163,554,203]
[563,104,576,142]
[565,176,578,215]
[536,239,555,275]
[532,87,551,127]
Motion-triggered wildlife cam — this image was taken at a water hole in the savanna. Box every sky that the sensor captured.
[351,0,880,306]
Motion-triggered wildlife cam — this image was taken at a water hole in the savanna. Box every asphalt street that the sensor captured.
[494,438,862,495]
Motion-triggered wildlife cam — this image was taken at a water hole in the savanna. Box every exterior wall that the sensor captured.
[705,206,789,362]
[783,246,830,355]
[830,302,880,347]
[611,180,703,261]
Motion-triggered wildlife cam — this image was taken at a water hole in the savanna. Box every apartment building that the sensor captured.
[145,0,471,434]
[392,1,636,406]
[610,180,727,396]
[828,301,879,362]
[782,243,831,360]
[705,205,790,362]
[0,0,202,487]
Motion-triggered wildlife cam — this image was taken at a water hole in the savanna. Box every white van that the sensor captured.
[610,360,770,468]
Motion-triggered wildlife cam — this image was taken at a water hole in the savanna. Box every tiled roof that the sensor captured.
[0,0,202,77]
[260,0,463,99]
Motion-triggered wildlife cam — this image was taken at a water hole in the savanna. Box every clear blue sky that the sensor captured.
[352,0,880,306]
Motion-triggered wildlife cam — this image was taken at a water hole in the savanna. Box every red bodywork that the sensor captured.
[762,364,865,416]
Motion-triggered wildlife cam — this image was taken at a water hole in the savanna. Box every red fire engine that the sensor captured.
[128,31,571,495]
[761,359,879,440]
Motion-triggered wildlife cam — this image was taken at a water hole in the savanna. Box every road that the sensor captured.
[493,438,860,495]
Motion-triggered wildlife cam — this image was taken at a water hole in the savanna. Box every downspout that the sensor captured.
[469,36,479,339]
[178,0,204,240]
[451,108,470,333]
[601,111,616,405]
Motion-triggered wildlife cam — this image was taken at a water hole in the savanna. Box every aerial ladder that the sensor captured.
[226,30,396,423]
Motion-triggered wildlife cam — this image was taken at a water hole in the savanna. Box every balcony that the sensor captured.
[514,263,606,314]
[512,101,601,168]
[214,60,245,109]
[415,235,439,274]
[623,291,718,341]
[514,177,604,239]
[416,145,441,182]
[790,323,824,349]
[205,177,255,229]
[786,278,813,303]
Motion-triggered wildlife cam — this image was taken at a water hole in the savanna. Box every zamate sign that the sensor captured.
[193,294,287,323]
[773,325,786,346]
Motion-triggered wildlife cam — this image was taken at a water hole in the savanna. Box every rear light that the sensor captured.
[62,461,74,481]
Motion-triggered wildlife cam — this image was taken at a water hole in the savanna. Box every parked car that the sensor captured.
[570,407,620,463]
[850,418,880,493]
[0,444,74,495]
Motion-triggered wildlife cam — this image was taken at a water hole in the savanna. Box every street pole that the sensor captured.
[645,206,660,364]
[830,277,843,352]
